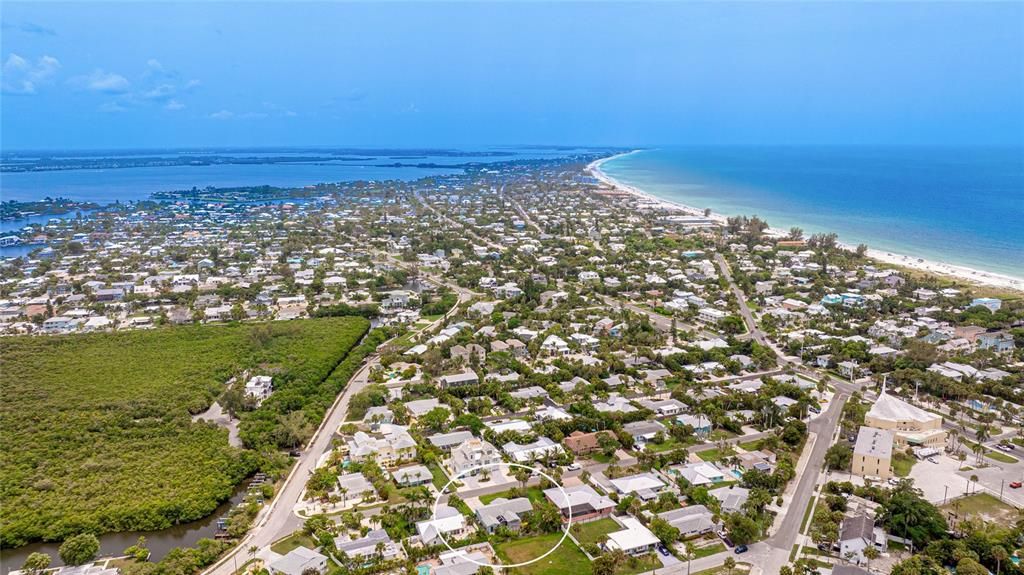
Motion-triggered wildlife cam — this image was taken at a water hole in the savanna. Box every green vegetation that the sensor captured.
[0,317,370,546]
[270,532,318,555]
[986,450,1018,464]
[571,517,620,547]
[496,533,591,575]
[892,451,916,477]
[697,446,736,462]
[479,487,546,505]
[941,493,1018,523]
[691,542,726,559]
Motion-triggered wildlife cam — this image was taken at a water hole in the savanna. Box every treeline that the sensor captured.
[0,317,369,547]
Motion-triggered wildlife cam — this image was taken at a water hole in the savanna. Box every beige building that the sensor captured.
[852,426,894,480]
[865,390,947,449]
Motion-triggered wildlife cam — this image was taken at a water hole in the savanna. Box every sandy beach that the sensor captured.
[588,152,1024,293]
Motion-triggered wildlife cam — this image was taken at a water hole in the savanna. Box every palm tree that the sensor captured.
[993,545,1008,575]
[684,541,696,575]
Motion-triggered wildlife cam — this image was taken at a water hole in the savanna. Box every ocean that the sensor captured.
[599,147,1024,279]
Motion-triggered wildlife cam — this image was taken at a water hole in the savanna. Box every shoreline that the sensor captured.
[588,152,1024,293]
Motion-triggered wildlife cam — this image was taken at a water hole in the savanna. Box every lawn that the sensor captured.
[942,493,1019,524]
[0,317,370,547]
[614,554,663,575]
[480,487,546,505]
[691,542,727,559]
[647,438,685,453]
[987,450,1019,464]
[572,517,621,547]
[427,463,451,490]
[739,440,763,452]
[892,452,916,477]
[697,447,737,462]
[496,533,591,575]
[270,532,318,555]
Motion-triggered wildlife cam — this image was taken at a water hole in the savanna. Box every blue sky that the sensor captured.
[2,2,1022,150]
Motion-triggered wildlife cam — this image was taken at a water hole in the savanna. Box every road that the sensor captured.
[202,287,469,575]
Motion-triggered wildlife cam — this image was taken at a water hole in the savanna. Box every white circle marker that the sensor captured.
[429,461,572,569]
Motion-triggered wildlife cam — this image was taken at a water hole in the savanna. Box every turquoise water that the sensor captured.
[600,147,1024,278]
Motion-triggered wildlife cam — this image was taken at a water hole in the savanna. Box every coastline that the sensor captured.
[588,152,1024,293]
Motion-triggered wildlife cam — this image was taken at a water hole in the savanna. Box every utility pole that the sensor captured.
[1000,479,1005,502]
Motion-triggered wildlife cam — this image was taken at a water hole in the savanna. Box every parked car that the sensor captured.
[735,545,749,554]
[657,544,670,557]
[1010,481,1022,489]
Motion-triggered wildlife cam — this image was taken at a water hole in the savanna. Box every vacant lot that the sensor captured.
[497,533,591,575]
[572,517,620,547]
[0,317,368,546]
[941,493,1019,524]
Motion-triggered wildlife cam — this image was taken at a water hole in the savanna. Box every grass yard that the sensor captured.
[496,533,591,575]
[0,317,370,547]
[427,462,450,490]
[479,487,546,505]
[692,542,727,559]
[942,493,1019,524]
[614,554,663,575]
[892,452,916,477]
[693,564,751,575]
[739,440,763,452]
[987,450,1019,464]
[270,532,318,555]
[647,438,685,453]
[697,447,737,462]
[572,517,621,547]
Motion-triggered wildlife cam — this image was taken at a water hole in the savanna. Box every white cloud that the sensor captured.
[141,83,176,100]
[164,99,185,111]
[99,101,128,113]
[2,53,61,94]
[71,69,130,93]
[209,109,234,120]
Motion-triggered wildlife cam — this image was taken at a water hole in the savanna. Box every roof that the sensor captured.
[476,496,534,528]
[868,392,940,424]
[416,505,466,542]
[854,426,894,459]
[269,547,326,575]
[610,472,666,494]
[840,514,875,543]
[659,504,718,533]
[544,484,615,512]
[606,517,660,552]
[429,430,475,448]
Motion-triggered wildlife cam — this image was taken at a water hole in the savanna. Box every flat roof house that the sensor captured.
[268,547,328,575]
[605,517,660,556]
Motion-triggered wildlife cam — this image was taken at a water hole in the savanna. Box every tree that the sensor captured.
[725,513,759,545]
[22,553,51,575]
[59,533,100,566]
[824,444,852,471]
[650,518,680,545]
[683,541,696,575]
[992,545,1008,575]
[420,407,451,433]
[956,558,989,575]
[863,545,880,568]
[277,411,314,448]
[878,480,948,549]
[723,557,736,575]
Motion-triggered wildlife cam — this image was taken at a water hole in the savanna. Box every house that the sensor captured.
[839,514,886,565]
[245,375,274,405]
[544,484,615,522]
[605,517,660,556]
[449,438,501,477]
[428,430,476,451]
[970,297,1002,312]
[336,472,375,505]
[622,420,668,445]
[658,505,720,538]
[736,450,776,473]
[668,462,728,486]
[563,430,604,455]
[405,398,442,419]
[638,398,686,417]
[977,331,1015,353]
[709,485,750,514]
[451,344,486,364]
[334,529,401,563]
[393,464,433,487]
[268,547,328,575]
[698,307,727,324]
[852,426,894,480]
[502,437,564,462]
[434,547,492,575]
[344,424,417,466]
[475,497,533,533]
[441,369,480,388]
[675,414,713,437]
[609,472,668,501]
[417,505,472,545]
